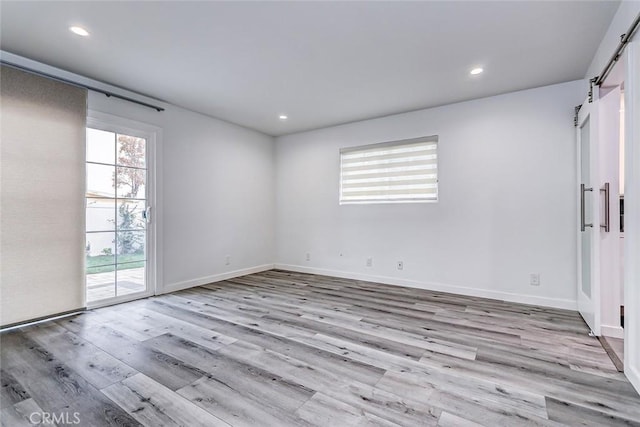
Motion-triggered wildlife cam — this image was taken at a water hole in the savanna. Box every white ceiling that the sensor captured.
[0,1,619,136]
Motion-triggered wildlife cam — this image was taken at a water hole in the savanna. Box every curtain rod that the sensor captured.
[0,60,165,112]
[593,12,640,88]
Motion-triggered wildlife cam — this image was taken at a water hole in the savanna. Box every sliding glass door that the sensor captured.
[85,121,154,305]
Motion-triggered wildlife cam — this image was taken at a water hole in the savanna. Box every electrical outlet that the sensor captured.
[366,257,373,267]
[530,273,540,286]
[306,252,311,261]
[397,261,404,270]
[225,255,230,265]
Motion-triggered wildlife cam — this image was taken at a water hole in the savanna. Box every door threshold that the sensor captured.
[598,336,624,372]
[87,291,154,310]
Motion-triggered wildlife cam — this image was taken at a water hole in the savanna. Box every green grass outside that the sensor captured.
[86,254,145,274]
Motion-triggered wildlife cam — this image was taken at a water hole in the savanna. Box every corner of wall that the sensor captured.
[275,264,578,311]
[162,264,275,294]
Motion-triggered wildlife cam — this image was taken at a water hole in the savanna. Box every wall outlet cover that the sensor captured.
[530,273,540,286]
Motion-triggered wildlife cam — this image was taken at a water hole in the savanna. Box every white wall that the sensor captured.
[275,81,584,309]
[88,96,276,294]
[162,107,275,289]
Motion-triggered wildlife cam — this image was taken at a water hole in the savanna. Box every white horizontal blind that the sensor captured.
[340,136,438,204]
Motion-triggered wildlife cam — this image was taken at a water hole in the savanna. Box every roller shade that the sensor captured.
[340,136,438,204]
[1,66,87,327]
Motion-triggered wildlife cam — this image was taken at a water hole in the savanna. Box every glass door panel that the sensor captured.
[117,135,146,168]
[116,167,146,199]
[86,128,115,164]
[86,198,116,233]
[576,95,600,336]
[86,163,117,197]
[85,231,116,300]
[86,128,149,304]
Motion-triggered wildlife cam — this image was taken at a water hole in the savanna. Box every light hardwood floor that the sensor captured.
[2,270,640,426]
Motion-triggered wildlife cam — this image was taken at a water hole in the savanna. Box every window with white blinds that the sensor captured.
[340,136,438,204]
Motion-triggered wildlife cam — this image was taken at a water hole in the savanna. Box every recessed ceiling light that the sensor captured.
[470,67,484,75]
[69,26,90,37]
[279,115,288,120]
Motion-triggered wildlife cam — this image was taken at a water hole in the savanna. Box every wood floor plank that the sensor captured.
[0,332,141,426]
[132,307,238,350]
[21,322,138,390]
[57,322,208,392]
[426,389,562,427]
[437,411,484,427]
[1,398,46,427]
[216,340,442,426]
[545,396,640,427]
[296,332,552,424]
[300,312,478,360]
[263,311,428,360]
[143,331,312,409]
[295,392,400,427]
[568,362,627,381]
[418,347,640,421]
[102,373,230,427]
[474,346,640,404]
[2,269,639,426]
[194,351,314,413]
[141,298,386,390]
[0,369,30,409]
[375,369,549,421]
[177,375,312,427]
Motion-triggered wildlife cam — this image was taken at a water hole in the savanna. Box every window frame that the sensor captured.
[85,111,160,309]
[339,135,439,205]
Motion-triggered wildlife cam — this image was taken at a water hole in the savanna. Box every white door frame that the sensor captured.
[597,83,623,339]
[576,95,601,336]
[624,39,640,393]
[85,111,161,309]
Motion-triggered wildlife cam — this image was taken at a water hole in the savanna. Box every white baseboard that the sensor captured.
[601,324,625,339]
[274,264,577,311]
[162,263,577,310]
[627,364,640,396]
[162,264,275,294]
